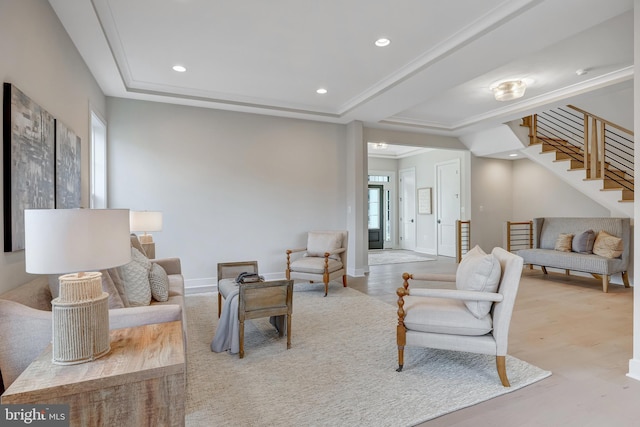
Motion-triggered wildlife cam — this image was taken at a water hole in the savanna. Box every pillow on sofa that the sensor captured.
[305,231,342,260]
[48,271,125,309]
[572,230,595,254]
[554,233,573,252]
[107,267,130,307]
[456,245,501,319]
[119,247,152,306]
[101,270,125,309]
[149,263,169,302]
[593,230,623,259]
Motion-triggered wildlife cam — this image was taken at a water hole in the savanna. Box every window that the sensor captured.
[90,110,107,208]
[368,175,390,182]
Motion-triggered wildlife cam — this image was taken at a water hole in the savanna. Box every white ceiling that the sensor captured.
[49,0,634,145]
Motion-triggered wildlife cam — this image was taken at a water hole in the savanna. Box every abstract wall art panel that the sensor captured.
[3,83,55,252]
[55,119,81,209]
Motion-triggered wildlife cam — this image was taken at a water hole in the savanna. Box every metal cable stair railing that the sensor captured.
[522,105,634,203]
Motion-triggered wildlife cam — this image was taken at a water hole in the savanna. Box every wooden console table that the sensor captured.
[1,321,185,426]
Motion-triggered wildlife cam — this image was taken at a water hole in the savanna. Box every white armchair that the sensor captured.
[396,246,523,386]
[286,231,348,297]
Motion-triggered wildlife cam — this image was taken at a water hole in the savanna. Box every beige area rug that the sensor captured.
[369,249,435,265]
[185,284,551,427]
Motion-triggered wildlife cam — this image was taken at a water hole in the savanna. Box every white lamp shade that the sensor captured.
[25,209,132,274]
[130,211,163,233]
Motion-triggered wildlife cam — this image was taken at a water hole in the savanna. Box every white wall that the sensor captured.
[470,157,513,251]
[397,149,470,255]
[0,0,106,293]
[512,158,610,219]
[107,98,348,290]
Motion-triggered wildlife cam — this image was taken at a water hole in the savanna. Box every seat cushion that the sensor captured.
[404,296,493,336]
[290,257,343,274]
[218,278,238,299]
[456,246,501,319]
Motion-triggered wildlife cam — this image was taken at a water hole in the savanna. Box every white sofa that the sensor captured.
[0,257,185,393]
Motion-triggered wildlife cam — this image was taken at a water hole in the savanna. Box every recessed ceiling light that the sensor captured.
[172,65,187,72]
[576,69,588,76]
[316,88,328,94]
[375,38,391,47]
[509,153,518,157]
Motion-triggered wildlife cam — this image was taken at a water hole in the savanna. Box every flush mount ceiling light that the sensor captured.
[316,88,328,94]
[375,38,391,47]
[492,80,526,101]
[172,65,187,72]
[372,142,388,150]
[509,153,518,157]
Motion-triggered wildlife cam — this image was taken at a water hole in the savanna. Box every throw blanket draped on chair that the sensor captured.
[211,288,286,354]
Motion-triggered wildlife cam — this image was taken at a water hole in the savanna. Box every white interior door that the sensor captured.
[436,160,460,257]
[399,168,416,250]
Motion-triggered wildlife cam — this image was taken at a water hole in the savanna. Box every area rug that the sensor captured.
[185,285,550,427]
[369,249,435,265]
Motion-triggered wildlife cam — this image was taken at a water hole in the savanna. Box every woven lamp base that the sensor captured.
[51,272,110,365]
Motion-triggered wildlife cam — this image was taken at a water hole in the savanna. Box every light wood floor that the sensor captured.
[348,254,640,426]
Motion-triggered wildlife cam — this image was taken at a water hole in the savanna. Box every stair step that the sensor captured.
[622,189,634,200]
[603,179,634,190]
[526,109,633,208]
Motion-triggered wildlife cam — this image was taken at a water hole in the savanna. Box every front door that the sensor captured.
[368,185,384,249]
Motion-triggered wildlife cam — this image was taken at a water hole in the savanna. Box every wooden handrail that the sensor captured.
[525,105,634,200]
[568,104,634,136]
[506,221,533,252]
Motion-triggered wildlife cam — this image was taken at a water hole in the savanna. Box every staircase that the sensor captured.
[520,105,634,217]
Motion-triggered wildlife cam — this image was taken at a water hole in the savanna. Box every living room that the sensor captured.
[1,0,639,425]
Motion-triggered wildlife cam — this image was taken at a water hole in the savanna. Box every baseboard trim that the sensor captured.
[627,358,640,381]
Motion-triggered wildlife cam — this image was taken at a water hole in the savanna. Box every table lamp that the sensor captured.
[129,211,163,244]
[24,209,131,365]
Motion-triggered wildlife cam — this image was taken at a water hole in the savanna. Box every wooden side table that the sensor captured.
[1,321,185,427]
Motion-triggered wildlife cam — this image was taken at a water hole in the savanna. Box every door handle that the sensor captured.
[437,219,441,224]
[411,219,414,223]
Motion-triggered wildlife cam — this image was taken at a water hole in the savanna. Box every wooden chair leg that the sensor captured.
[239,319,245,359]
[342,275,347,287]
[541,266,548,274]
[602,275,609,293]
[396,346,404,372]
[396,324,406,372]
[286,314,292,350]
[622,271,631,288]
[217,293,222,318]
[496,355,510,387]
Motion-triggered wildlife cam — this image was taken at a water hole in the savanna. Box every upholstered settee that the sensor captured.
[0,256,185,393]
[516,217,631,292]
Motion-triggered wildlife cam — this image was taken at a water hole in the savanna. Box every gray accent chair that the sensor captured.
[396,247,523,387]
[285,231,348,297]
